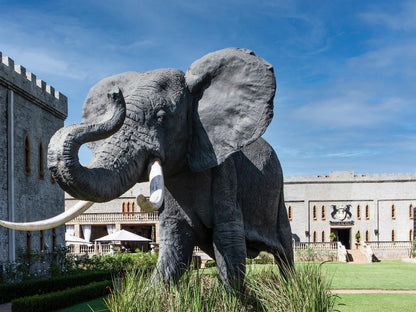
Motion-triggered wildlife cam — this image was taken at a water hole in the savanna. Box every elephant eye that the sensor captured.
[156,109,167,123]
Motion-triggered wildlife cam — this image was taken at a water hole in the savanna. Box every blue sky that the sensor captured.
[1,0,415,176]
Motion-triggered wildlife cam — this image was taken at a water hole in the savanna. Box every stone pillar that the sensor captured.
[115,223,122,231]
[74,224,81,254]
[155,223,159,243]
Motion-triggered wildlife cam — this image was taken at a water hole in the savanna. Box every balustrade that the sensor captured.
[365,241,412,249]
[66,211,159,224]
[293,242,338,250]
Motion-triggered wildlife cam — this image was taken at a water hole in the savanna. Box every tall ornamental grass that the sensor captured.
[105,263,337,312]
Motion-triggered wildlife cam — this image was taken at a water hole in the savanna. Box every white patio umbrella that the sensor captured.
[65,232,93,246]
[94,229,151,242]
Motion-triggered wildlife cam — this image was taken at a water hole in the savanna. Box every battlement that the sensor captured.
[0,51,67,120]
[284,171,416,183]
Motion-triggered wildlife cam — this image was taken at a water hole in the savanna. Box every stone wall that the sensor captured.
[0,52,67,262]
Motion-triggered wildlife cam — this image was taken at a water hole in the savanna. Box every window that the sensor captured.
[365,205,370,220]
[288,206,292,221]
[321,205,326,220]
[357,205,361,220]
[312,205,317,220]
[50,172,55,184]
[321,231,325,242]
[313,231,317,243]
[365,230,369,242]
[410,205,414,219]
[38,142,45,179]
[26,231,31,251]
[410,230,413,242]
[122,202,127,214]
[52,228,57,260]
[24,134,31,175]
[391,204,396,220]
[391,230,395,242]
[39,230,45,256]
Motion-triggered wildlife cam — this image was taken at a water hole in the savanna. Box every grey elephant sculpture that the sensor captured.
[0,48,293,287]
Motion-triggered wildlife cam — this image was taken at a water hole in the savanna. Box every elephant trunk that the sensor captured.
[47,87,138,203]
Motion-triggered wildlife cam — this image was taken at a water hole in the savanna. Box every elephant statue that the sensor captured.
[0,48,293,288]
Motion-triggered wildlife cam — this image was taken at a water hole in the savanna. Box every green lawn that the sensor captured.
[335,294,416,312]
[56,297,108,312]
[322,260,416,290]
[56,260,416,312]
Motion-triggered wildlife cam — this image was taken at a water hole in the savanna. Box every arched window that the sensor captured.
[357,205,361,220]
[321,205,326,220]
[26,231,31,251]
[24,134,31,176]
[122,202,127,213]
[410,204,414,219]
[321,231,325,242]
[50,172,55,184]
[288,206,293,221]
[313,231,317,243]
[391,230,395,242]
[391,204,396,220]
[365,205,370,220]
[365,230,369,242]
[39,230,45,253]
[312,205,317,220]
[38,142,45,179]
[132,202,136,213]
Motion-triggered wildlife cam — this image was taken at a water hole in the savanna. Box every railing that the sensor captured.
[294,241,338,250]
[80,245,95,254]
[66,211,159,224]
[365,241,412,249]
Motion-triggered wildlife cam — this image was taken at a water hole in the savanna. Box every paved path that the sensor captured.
[332,289,416,294]
[0,303,11,312]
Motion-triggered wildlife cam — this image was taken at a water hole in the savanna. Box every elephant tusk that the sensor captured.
[0,201,94,231]
[136,160,164,213]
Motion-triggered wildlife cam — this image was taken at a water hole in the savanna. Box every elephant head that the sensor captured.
[0,48,275,230]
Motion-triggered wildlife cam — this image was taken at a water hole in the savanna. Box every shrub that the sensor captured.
[204,260,216,268]
[12,280,112,312]
[75,250,157,274]
[0,270,111,303]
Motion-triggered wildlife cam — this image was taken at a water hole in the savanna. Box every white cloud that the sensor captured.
[360,1,416,31]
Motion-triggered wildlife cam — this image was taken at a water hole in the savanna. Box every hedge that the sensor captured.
[0,271,112,304]
[11,280,112,312]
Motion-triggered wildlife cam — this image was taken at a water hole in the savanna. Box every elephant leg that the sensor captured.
[152,193,196,284]
[271,192,294,279]
[212,158,246,289]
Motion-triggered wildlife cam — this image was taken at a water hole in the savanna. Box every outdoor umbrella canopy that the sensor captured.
[65,232,93,245]
[95,229,151,242]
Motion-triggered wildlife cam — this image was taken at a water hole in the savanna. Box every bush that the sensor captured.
[0,270,111,303]
[12,280,112,312]
[204,260,216,268]
[75,250,158,274]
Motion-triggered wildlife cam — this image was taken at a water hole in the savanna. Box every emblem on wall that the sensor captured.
[331,205,352,221]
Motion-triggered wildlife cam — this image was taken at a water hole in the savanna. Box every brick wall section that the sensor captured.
[0,52,67,262]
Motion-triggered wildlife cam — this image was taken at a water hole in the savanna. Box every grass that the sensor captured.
[336,294,416,312]
[56,297,108,312]
[322,260,416,290]
[104,262,336,312]
[56,260,416,311]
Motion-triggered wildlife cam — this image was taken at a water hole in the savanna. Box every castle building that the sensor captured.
[0,52,68,262]
[286,171,416,250]
[66,171,416,258]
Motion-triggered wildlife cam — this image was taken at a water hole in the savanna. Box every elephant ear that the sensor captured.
[185,48,276,171]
